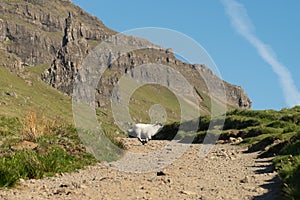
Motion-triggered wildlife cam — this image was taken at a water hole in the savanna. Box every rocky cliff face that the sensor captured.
[0,0,251,111]
[0,0,114,71]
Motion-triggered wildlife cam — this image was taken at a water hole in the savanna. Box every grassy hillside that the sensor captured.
[0,66,73,122]
[156,106,300,200]
[0,66,92,188]
[223,108,300,199]
[129,84,181,123]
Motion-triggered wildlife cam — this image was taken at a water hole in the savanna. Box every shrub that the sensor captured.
[259,141,289,158]
[0,114,96,189]
[197,116,210,131]
[283,124,300,134]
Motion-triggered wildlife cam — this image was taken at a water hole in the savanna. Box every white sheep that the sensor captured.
[127,122,163,144]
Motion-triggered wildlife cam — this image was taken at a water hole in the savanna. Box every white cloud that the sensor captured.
[222,0,300,107]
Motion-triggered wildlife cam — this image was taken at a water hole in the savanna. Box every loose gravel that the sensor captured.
[0,139,281,200]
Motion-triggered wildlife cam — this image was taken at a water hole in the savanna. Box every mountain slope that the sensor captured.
[0,0,251,117]
[0,65,72,122]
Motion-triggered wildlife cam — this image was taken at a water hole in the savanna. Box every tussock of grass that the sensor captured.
[22,112,47,142]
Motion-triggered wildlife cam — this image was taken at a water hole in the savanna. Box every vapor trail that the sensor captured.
[221,0,300,107]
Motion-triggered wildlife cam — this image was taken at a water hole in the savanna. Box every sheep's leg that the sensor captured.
[141,140,147,145]
[139,137,148,145]
[136,131,146,144]
[137,131,141,141]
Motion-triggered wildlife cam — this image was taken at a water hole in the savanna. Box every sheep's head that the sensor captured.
[153,122,163,132]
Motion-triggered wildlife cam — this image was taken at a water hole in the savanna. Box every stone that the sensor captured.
[240,176,253,183]
[253,187,266,193]
[19,178,25,184]
[229,137,237,143]
[229,137,243,144]
[80,184,88,189]
[157,171,166,176]
[180,190,197,195]
[236,137,243,143]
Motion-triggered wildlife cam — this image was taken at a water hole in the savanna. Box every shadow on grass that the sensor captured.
[252,159,282,200]
[253,175,282,200]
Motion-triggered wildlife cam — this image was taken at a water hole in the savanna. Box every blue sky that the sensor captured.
[72,0,300,110]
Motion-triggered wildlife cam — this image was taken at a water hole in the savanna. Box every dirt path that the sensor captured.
[0,139,281,200]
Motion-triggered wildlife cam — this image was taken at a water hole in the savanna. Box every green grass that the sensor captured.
[0,66,73,122]
[0,116,97,188]
[0,147,95,188]
[129,84,181,123]
[274,154,300,199]
[0,116,22,137]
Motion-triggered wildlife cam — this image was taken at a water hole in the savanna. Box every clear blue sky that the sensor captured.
[72,0,300,110]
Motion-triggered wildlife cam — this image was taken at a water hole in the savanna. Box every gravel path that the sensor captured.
[0,139,281,200]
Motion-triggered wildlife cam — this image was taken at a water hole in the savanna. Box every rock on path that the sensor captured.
[0,139,281,200]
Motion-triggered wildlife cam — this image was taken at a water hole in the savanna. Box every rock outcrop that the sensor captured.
[0,0,114,69]
[0,0,252,111]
